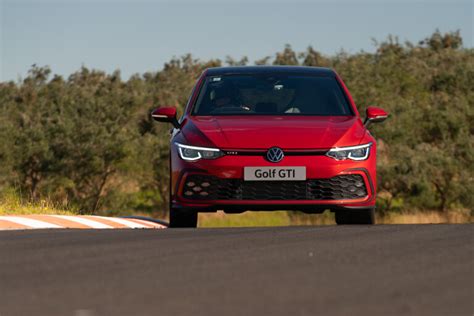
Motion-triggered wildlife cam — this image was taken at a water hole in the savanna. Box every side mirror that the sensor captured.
[151,106,180,129]
[364,106,389,127]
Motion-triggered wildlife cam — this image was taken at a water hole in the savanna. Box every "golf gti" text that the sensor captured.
[254,169,296,178]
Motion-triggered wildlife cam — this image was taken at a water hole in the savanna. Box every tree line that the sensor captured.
[0,30,472,216]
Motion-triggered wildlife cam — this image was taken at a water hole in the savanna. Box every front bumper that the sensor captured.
[171,151,377,212]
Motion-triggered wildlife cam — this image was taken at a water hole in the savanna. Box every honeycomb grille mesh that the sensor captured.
[182,174,367,200]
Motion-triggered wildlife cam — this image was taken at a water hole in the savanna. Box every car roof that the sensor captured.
[205,66,335,76]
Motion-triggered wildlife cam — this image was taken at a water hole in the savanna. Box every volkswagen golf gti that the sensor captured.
[152,66,388,227]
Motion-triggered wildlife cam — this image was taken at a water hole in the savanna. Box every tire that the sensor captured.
[335,208,375,225]
[169,209,198,228]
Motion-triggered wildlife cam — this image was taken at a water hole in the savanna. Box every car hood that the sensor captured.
[181,116,366,149]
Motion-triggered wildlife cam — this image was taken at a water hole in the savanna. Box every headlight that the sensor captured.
[326,143,372,161]
[175,142,223,161]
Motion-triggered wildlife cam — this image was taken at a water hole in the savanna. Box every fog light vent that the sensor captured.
[193,186,202,192]
[187,182,196,187]
[201,182,210,187]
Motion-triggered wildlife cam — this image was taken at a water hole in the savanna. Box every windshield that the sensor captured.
[192,74,353,116]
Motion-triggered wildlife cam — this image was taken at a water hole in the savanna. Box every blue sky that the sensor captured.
[1,0,472,81]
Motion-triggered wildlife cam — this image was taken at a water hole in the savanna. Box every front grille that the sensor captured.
[181,174,367,200]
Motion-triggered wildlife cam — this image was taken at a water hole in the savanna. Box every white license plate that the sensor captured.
[244,167,306,181]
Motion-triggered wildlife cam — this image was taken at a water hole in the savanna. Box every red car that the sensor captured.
[152,66,388,227]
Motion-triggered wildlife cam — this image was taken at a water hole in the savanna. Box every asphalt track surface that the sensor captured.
[0,225,472,316]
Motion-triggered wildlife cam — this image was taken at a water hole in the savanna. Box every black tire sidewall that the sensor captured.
[335,209,375,225]
[169,209,198,228]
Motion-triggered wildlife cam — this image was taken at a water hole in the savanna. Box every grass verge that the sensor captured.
[199,211,291,227]
[0,190,74,216]
[199,210,472,227]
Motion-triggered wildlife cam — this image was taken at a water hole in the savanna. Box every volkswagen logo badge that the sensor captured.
[266,147,284,163]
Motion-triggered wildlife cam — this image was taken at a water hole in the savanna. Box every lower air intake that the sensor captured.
[182,174,367,200]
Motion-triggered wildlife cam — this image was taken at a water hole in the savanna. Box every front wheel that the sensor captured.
[169,209,198,228]
[335,208,375,225]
